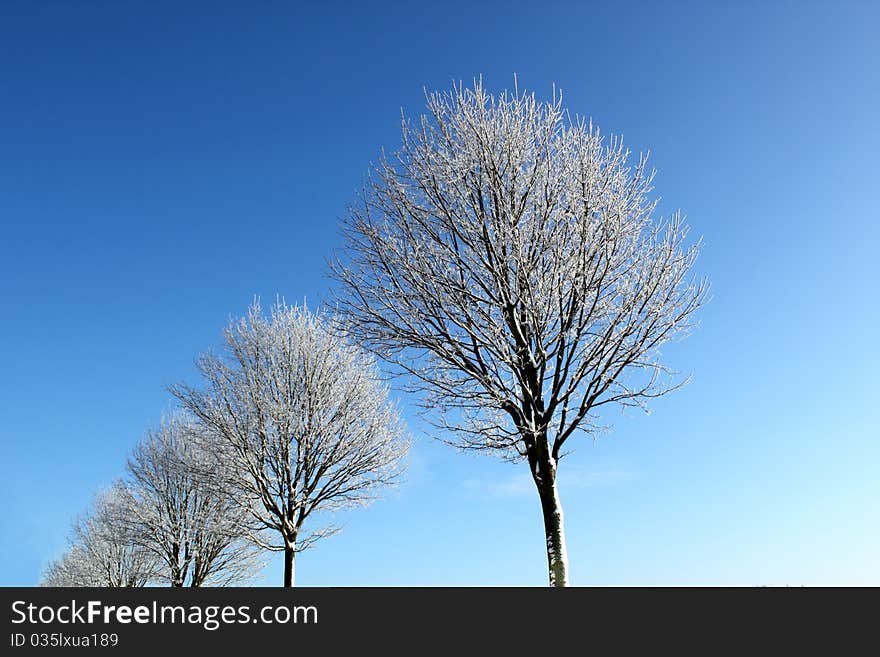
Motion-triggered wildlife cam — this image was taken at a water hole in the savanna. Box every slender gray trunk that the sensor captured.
[534,459,569,587]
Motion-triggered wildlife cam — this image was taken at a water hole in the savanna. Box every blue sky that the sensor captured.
[1,1,877,586]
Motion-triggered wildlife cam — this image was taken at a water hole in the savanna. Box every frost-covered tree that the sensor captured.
[332,79,708,586]
[43,486,159,587]
[118,415,261,587]
[41,545,104,587]
[170,301,409,587]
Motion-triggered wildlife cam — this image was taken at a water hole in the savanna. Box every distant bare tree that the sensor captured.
[43,486,159,587]
[118,415,261,587]
[332,79,708,586]
[171,301,409,587]
[41,545,103,587]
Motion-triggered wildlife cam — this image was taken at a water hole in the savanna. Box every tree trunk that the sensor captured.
[190,556,203,587]
[535,468,569,587]
[283,544,295,587]
[171,542,183,587]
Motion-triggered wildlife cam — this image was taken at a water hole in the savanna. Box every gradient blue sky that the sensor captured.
[1,1,877,586]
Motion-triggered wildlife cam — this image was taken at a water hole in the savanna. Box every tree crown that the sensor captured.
[333,79,708,462]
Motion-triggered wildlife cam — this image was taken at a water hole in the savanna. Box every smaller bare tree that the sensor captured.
[171,300,409,587]
[43,486,159,587]
[118,415,261,587]
[41,545,103,587]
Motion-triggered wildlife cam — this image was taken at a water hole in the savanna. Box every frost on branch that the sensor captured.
[118,414,262,587]
[332,78,708,461]
[41,486,159,587]
[331,78,708,586]
[170,300,409,586]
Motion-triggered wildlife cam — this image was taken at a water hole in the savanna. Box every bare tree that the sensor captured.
[170,301,409,587]
[331,79,708,586]
[43,486,159,587]
[118,415,261,587]
[41,545,104,587]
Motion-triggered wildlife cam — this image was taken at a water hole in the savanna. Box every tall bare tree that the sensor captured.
[118,415,261,586]
[332,79,708,586]
[170,301,409,587]
[42,486,159,586]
